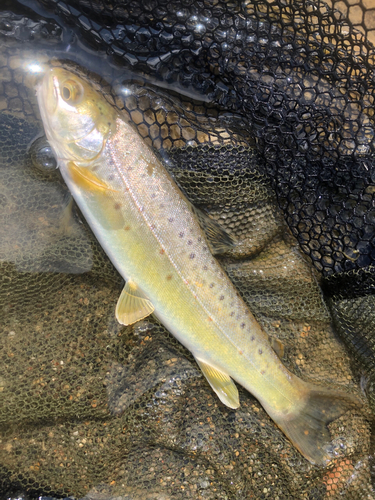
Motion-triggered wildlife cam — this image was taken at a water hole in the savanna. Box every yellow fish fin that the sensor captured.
[192,205,236,254]
[67,162,125,229]
[269,384,360,465]
[115,280,155,325]
[67,161,118,193]
[195,357,240,409]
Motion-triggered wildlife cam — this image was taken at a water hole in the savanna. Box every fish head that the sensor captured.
[36,67,117,165]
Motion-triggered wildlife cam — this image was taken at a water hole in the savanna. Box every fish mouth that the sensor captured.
[38,69,59,117]
[36,69,60,150]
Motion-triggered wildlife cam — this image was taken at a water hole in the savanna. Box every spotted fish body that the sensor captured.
[36,67,358,465]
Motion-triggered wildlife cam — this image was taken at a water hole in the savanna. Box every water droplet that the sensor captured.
[30,136,57,173]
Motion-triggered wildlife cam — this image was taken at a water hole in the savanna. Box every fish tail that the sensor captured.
[271,385,360,465]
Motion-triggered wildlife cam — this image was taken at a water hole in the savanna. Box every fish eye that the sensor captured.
[61,79,84,104]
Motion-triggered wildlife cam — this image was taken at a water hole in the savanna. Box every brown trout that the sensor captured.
[36,66,359,465]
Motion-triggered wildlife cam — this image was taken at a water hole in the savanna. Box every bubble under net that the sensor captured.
[1,0,375,498]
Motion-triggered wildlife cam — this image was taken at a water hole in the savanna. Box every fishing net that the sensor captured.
[1,0,375,498]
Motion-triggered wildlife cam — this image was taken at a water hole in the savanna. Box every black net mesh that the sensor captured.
[1,0,375,498]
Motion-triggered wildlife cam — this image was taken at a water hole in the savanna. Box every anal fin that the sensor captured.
[116,281,155,325]
[195,357,240,409]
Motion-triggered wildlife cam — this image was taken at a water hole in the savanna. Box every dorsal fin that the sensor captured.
[192,205,235,255]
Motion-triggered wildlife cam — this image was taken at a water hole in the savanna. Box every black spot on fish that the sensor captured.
[202,246,207,251]
[203,265,208,270]
[258,349,263,355]
[179,232,184,237]
[198,237,202,242]
[240,323,245,329]
[209,283,215,288]
[190,253,195,259]
[219,295,224,300]
[168,217,174,223]
[108,175,114,181]
[251,336,255,341]
[230,311,235,317]
[151,193,156,198]
[188,240,192,245]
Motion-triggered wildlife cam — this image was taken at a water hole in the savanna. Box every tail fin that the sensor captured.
[271,386,360,465]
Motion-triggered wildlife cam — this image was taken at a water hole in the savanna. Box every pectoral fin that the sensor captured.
[115,281,155,325]
[193,206,235,254]
[68,161,117,193]
[195,357,240,409]
[67,162,125,229]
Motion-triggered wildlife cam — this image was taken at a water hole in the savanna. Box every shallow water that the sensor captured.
[0,1,374,499]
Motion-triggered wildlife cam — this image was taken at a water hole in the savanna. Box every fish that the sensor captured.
[36,66,360,465]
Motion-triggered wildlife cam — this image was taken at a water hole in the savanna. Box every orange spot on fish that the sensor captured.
[124,226,131,231]
[160,248,165,254]
[166,275,173,281]
[113,203,122,210]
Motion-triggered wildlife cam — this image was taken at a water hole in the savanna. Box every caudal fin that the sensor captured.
[271,386,360,465]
